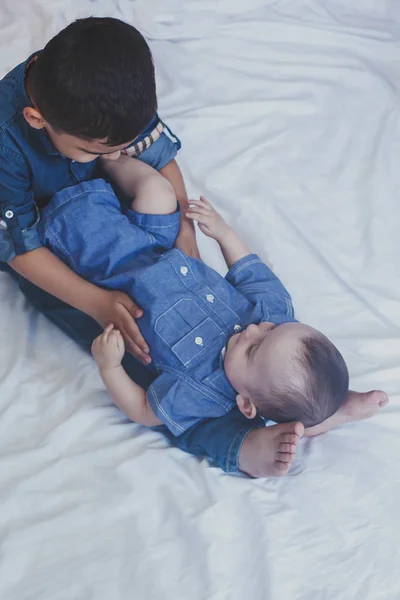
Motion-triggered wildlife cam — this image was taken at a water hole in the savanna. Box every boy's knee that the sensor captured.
[154,174,176,204]
[134,172,177,215]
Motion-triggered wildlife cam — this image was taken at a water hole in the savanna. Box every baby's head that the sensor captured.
[224,322,349,428]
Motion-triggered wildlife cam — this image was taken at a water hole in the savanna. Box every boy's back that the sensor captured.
[0,54,96,251]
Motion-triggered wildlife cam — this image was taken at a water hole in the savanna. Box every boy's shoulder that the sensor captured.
[0,55,34,150]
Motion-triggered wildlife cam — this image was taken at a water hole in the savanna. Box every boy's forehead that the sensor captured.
[74,137,134,152]
[61,134,136,156]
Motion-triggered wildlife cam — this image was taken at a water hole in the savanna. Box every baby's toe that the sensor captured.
[275,461,291,474]
[279,443,297,454]
[277,452,294,463]
[377,391,389,407]
[281,433,299,445]
[292,422,305,437]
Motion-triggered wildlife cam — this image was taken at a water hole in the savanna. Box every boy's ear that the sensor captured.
[23,106,46,130]
[236,394,257,419]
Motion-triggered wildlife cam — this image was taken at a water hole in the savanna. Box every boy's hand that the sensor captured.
[186,197,231,242]
[91,289,151,365]
[175,219,200,259]
[92,324,125,371]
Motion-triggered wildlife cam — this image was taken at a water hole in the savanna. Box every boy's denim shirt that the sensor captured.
[40,179,296,436]
[0,54,181,263]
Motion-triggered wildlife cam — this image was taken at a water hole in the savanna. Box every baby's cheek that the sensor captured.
[224,355,244,390]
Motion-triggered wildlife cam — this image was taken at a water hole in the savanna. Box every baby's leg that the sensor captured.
[106,155,177,215]
[239,422,305,477]
[304,390,389,437]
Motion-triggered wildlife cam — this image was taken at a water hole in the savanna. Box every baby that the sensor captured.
[40,158,388,473]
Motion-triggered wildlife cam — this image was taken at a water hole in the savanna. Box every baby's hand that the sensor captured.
[186,197,231,242]
[91,324,125,371]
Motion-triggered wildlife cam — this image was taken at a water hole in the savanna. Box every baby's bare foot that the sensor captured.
[239,421,305,478]
[305,390,389,437]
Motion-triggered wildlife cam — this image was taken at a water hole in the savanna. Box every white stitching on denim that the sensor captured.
[229,258,262,277]
[139,223,178,229]
[154,299,206,365]
[164,251,242,325]
[226,427,252,472]
[44,185,116,218]
[46,225,79,272]
[286,297,294,317]
[147,383,185,433]
[155,364,233,410]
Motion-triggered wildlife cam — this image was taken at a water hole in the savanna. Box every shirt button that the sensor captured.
[206,294,214,303]
[180,266,188,276]
[234,324,241,332]
[195,336,203,346]
[4,210,14,219]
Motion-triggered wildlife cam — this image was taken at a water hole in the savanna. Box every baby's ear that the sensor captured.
[236,394,257,419]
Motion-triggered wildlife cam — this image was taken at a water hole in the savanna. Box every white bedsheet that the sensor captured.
[1,1,400,598]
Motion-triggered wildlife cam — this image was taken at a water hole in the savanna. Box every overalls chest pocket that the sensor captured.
[155,298,224,367]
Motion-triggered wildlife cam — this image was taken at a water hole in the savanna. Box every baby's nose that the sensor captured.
[245,324,259,337]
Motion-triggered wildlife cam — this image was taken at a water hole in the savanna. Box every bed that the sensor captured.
[1,1,400,598]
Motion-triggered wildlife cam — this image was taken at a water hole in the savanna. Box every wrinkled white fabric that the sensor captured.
[1,1,400,599]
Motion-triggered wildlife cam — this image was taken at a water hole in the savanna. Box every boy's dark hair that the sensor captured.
[255,333,349,428]
[29,17,157,145]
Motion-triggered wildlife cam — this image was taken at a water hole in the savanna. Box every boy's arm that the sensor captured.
[10,248,151,363]
[92,325,162,426]
[159,159,200,259]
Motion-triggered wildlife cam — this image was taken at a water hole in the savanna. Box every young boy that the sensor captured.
[39,159,389,475]
[0,16,197,376]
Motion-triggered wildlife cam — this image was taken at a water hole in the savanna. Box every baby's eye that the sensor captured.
[246,344,257,357]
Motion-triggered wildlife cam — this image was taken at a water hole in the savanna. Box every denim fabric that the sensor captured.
[137,130,180,171]
[40,179,297,438]
[0,54,180,261]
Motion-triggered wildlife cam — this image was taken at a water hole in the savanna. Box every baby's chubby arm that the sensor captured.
[186,197,250,268]
[186,198,292,314]
[91,325,162,427]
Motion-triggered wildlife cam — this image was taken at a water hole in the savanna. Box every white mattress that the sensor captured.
[1,1,400,599]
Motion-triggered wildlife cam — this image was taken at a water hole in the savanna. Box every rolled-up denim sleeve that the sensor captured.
[225,254,294,318]
[0,145,42,262]
[138,121,182,171]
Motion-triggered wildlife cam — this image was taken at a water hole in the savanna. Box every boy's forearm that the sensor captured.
[99,365,161,426]
[218,228,252,269]
[9,246,105,318]
[160,159,200,258]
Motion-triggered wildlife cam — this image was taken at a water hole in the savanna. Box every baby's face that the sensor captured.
[224,321,317,399]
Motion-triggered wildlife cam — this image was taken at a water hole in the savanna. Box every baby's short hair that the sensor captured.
[254,333,349,428]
